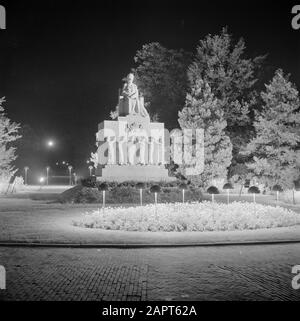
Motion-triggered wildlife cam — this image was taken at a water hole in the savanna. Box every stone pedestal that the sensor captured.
[96,165,174,182]
[94,114,175,182]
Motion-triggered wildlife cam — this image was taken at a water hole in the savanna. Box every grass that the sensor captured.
[1,196,300,244]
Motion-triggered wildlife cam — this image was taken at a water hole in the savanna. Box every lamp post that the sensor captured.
[46,166,50,185]
[68,166,73,185]
[207,186,219,203]
[248,186,260,203]
[136,182,145,206]
[223,183,234,204]
[272,184,283,203]
[88,165,93,176]
[39,176,45,190]
[179,183,188,204]
[24,166,29,185]
[150,185,161,215]
[98,183,108,213]
[73,172,77,185]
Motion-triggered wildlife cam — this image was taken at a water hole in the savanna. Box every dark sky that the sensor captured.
[0,0,299,178]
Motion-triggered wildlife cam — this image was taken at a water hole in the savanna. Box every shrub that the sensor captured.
[207,186,219,194]
[223,183,233,190]
[81,178,181,189]
[59,184,203,204]
[136,182,145,189]
[248,186,260,194]
[178,182,188,190]
[74,187,101,203]
[80,176,97,188]
[98,182,108,191]
[272,184,283,192]
[150,185,161,193]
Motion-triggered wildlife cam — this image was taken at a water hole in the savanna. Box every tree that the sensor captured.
[188,28,266,171]
[0,97,21,180]
[134,42,192,129]
[246,69,300,189]
[228,163,251,196]
[189,28,265,128]
[178,80,232,187]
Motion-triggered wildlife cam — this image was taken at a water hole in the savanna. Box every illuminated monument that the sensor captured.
[91,73,175,182]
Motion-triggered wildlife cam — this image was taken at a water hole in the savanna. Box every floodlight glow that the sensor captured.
[39,177,45,183]
[47,140,54,147]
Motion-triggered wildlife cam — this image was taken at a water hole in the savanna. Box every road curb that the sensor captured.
[0,239,300,248]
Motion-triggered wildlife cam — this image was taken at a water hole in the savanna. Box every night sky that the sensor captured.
[0,0,299,180]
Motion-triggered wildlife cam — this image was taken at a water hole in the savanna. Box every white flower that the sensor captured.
[73,201,300,232]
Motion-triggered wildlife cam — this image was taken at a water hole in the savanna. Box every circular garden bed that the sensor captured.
[73,201,300,232]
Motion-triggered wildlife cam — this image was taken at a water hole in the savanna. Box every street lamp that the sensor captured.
[88,165,93,176]
[24,166,29,185]
[46,166,50,185]
[73,172,77,185]
[68,166,73,185]
[46,140,54,148]
[179,183,188,203]
[39,176,45,190]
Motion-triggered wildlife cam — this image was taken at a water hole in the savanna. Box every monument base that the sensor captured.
[96,165,176,183]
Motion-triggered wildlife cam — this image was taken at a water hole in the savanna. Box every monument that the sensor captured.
[91,73,175,182]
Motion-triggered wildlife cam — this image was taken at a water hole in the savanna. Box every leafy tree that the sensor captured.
[246,69,300,189]
[189,28,265,128]
[228,163,252,196]
[188,28,266,171]
[178,80,232,186]
[134,42,192,129]
[0,97,21,180]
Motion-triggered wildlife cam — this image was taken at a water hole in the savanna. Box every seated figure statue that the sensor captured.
[118,73,149,119]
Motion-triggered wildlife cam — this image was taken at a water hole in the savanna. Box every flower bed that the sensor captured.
[73,201,300,232]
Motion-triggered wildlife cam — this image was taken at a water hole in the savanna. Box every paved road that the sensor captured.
[0,244,300,301]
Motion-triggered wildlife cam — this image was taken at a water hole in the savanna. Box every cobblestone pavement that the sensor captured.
[0,243,300,301]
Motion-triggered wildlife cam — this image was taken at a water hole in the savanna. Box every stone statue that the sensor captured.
[90,152,99,168]
[106,136,116,165]
[128,136,137,165]
[118,73,149,119]
[118,135,127,165]
[119,73,139,116]
[138,135,147,165]
[138,96,150,119]
[149,136,155,165]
